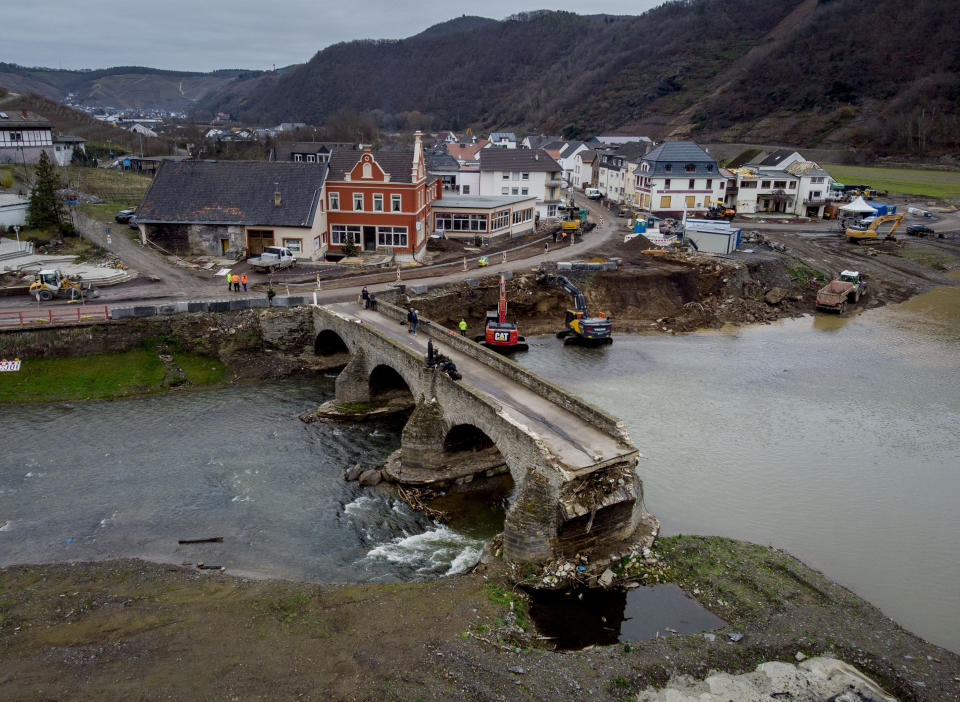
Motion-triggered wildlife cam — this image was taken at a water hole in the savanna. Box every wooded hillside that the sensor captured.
[201,0,960,155]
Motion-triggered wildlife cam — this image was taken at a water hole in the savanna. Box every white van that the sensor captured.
[585,188,602,200]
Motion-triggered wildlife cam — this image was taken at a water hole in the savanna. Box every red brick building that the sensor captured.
[324,131,440,262]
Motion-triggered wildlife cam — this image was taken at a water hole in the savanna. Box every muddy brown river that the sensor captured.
[1,284,957,653]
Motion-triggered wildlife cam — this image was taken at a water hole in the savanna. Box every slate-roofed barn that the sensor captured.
[135,160,328,259]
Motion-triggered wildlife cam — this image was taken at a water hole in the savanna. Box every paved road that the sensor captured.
[328,300,633,471]
[1,193,626,312]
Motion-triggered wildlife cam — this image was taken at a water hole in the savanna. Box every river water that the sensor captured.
[519,285,960,654]
[1,286,958,652]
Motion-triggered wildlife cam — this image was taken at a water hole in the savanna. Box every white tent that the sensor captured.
[840,196,878,214]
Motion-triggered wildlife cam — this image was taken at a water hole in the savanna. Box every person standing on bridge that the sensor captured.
[407,307,418,334]
[241,274,247,292]
[458,319,467,336]
[426,339,434,366]
[361,286,369,309]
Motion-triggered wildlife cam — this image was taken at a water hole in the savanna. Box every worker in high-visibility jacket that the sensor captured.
[241,274,248,292]
[458,319,467,336]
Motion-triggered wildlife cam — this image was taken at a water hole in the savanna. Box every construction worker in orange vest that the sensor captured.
[231,273,240,292]
[241,274,248,292]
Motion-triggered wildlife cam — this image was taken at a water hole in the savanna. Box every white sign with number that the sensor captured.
[0,359,22,372]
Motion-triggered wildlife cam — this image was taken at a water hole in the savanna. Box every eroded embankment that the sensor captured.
[388,253,815,338]
[0,307,340,383]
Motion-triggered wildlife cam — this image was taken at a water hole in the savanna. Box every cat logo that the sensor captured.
[494,331,510,342]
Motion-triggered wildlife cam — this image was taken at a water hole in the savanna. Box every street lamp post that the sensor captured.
[12,225,20,247]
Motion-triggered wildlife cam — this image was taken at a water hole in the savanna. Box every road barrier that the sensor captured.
[0,305,109,328]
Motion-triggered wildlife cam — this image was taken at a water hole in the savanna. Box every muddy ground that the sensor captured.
[388,228,960,340]
[1,536,957,701]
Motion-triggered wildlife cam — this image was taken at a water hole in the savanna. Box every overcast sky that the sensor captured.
[4,0,663,73]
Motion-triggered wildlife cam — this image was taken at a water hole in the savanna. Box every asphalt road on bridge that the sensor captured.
[327,300,635,473]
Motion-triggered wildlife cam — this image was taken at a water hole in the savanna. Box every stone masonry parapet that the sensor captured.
[373,298,631,445]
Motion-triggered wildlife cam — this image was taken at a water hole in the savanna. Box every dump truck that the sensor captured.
[816,270,867,314]
[247,246,296,273]
[28,269,99,302]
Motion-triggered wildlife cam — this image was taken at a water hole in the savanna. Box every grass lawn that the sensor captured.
[0,346,225,403]
[823,164,960,203]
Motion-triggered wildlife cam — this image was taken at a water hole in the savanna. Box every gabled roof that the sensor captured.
[524,134,561,149]
[489,132,517,142]
[577,149,597,164]
[479,149,562,172]
[785,161,829,177]
[276,141,354,161]
[0,109,52,129]
[137,160,326,227]
[758,148,801,167]
[426,152,460,172]
[559,141,585,158]
[447,141,484,161]
[612,141,650,161]
[327,150,418,183]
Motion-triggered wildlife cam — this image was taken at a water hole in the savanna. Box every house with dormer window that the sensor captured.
[324,131,440,262]
[633,141,726,217]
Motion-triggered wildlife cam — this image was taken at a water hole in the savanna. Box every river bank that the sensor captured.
[1,536,957,701]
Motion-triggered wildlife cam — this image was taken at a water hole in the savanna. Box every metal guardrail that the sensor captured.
[0,305,109,328]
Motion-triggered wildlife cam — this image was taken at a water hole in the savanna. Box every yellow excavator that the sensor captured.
[845,213,905,243]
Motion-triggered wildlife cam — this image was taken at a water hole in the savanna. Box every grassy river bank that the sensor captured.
[1,536,957,701]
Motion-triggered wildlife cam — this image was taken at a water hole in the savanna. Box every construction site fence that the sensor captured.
[0,305,109,328]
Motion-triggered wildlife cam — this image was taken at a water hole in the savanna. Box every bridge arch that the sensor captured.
[368,363,414,401]
[314,329,350,356]
[444,423,496,453]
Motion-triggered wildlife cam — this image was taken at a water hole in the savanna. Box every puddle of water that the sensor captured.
[526,583,725,650]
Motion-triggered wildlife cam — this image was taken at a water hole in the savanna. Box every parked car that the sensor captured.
[115,209,135,223]
[584,188,602,200]
[906,224,935,236]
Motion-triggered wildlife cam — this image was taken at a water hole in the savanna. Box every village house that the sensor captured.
[597,141,650,205]
[275,141,354,164]
[540,140,588,186]
[521,134,561,150]
[572,149,598,189]
[477,149,563,218]
[0,110,54,165]
[432,194,537,241]
[52,134,86,167]
[324,131,440,262]
[135,160,328,259]
[487,132,517,149]
[723,149,834,217]
[426,152,461,192]
[633,141,726,217]
[446,139,487,166]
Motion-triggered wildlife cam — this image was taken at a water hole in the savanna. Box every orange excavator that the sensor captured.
[475,274,528,353]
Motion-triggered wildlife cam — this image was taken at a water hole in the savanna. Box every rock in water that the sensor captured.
[344,464,364,481]
[598,568,615,587]
[359,469,382,486]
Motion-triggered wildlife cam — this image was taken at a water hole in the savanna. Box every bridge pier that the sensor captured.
[334,349,372,403]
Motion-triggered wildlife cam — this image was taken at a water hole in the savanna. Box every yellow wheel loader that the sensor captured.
[28,269,99,302]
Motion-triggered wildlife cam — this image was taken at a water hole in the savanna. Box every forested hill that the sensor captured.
[202,0,960,154]
[0,64,264,112]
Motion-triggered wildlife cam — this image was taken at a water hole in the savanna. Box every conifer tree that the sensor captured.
[27,151,64,230]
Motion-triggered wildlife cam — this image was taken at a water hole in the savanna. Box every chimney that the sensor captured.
[274,181,282,207]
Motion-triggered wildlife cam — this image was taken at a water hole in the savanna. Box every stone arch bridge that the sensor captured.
[314,300,656,564]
